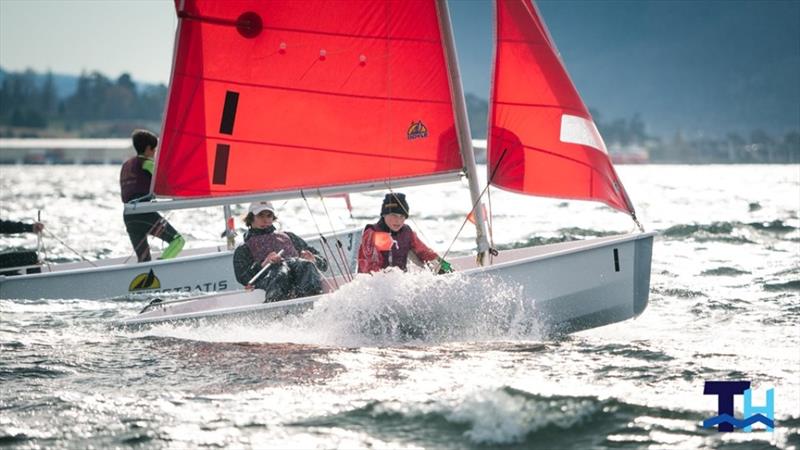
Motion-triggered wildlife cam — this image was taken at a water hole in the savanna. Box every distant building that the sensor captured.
[0,139,130,165]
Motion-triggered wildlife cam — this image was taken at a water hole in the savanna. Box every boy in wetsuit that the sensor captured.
[120,129,184,262]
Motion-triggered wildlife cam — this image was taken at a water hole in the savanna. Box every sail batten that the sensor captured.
[488,0,634,214]
[154,0,462,200]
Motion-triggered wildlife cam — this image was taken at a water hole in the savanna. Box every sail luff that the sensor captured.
[148,0,185,197]
[435,0,491,258]
[488,0,636,216]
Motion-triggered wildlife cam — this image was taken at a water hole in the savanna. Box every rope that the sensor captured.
[317,189,354,282]
[438,149,507,264]
[300,190,342,289]
[43,229,97,267]
[632,212,645,232]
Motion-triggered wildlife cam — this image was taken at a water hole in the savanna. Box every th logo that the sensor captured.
[703,381,775,432]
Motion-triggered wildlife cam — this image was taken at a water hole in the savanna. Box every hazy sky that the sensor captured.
[0,0,498,100]
[1,0,178,84]
[0,0,493,86]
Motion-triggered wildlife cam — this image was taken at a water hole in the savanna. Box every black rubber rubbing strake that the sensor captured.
[613,248,620,272]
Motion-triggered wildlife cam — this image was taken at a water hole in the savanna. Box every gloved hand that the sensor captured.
[436,257,454,274]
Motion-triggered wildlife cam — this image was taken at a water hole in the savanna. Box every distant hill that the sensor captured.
[0,67,76,99]
[0,67,161,99]
[4,0,799,142]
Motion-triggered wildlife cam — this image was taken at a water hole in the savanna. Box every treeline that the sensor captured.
[651,130,800,164]
[0,69,165,136]
[2,68,797,163]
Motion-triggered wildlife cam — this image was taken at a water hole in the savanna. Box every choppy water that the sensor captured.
[1,164,798,449]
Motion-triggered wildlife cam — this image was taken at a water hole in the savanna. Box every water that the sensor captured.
[1,164,798,449]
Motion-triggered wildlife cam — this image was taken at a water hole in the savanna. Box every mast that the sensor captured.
[435,0,491,262]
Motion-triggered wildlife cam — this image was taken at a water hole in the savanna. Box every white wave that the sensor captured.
[368,387,601,445]
[138,269,542,346]
[445,388,598,444]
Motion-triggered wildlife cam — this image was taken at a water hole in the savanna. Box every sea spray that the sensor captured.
[134,269,542,346]
[293,269,540,345]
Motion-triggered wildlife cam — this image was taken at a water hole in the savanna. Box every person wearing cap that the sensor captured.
[357,193,452,274]
[120,129,184,262]
[232,201,328,302]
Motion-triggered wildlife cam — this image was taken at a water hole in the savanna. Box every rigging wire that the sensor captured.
[438,149,507,264]
[43,229,97,267]
[299,190,342,289]
[316,189,354,282]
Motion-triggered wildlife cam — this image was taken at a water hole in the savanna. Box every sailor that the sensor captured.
[357,193,452,274]
[232,201,327,302]
[0,218,45,274]
[120,129,184,262]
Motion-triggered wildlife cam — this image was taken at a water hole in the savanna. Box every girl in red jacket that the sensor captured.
[357,193,450,274]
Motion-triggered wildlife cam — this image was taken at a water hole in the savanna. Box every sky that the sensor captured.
[1,0,798,137]
[0,0,178,85]
[0,0,494,88]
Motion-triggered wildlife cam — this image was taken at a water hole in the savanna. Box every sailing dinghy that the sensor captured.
[0,226,361,300]
[119,0,654,335]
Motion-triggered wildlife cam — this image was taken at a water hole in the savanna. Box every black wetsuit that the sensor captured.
[120,155,180,262]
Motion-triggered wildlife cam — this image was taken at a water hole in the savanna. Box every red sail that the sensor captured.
[154,0,461,198]
[488,0,634,214]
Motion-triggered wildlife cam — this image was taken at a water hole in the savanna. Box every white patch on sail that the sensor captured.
[559,114,608,154]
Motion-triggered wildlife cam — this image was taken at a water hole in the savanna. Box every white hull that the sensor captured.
[0,228,362,300]
[120,232,655,335]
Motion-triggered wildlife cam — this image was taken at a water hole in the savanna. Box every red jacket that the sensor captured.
[357,222,438,273]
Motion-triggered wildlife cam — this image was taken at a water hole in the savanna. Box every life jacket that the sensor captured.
[365,221,413,270]
[120,156,151,203]
[245,227,299,262]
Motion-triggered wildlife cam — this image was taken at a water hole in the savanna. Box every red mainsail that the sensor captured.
[488,0,634,214]
[154,0,461,198]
